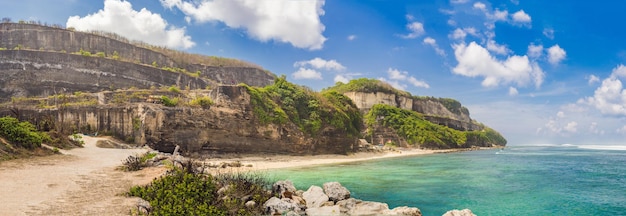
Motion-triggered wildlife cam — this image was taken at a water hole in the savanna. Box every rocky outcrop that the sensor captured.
[442,209,477,216]
[0,85,357,155]
[0,23,275,100]
[343,91,482,131]
[264,180,423,216]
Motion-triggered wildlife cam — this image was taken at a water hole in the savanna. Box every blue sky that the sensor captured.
[3,0,626,145]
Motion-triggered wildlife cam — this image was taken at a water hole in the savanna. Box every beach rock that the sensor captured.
[386,206,422,216]
[442,209,476,216]
[302,185,330,208]
[137,198,152,215]
[263,197,303,215]
[273,180,297,199]
[337,198,358,214]
[349,200,389,216]
[306,205,341,216]
[292,195,306,205]
[245,200,256,208]
[323,182,351,203]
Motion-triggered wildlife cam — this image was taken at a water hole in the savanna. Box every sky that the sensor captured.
[2,0,626,145]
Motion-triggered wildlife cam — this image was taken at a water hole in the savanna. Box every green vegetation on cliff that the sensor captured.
[0,116,50,149]
[242,76,362,137]
[365,104,506,148]
[324,78,411,97]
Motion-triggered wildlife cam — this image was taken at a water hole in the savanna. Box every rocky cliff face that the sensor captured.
[0,23,275,90]
[343,91,482,131]
[0,50,210,101]
[0,86,357,156]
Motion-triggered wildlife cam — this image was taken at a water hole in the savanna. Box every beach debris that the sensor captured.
[323,182,351,203]
[442,209,476,216]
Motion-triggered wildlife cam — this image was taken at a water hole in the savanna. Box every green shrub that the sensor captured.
[168,85,181,93]
[189,96,214,108]
[0,116,50,149]
[161,96,178,107]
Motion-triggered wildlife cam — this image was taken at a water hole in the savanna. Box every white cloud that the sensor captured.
[508,86,518,96]
[491,9,509,21]
[547,44,566,65]
[511,10,531,23]
[449,28,467,40]
[486,40,510,55]
[160,0,326,50]
[402,21,425,39]
[563,121,578,133]
[452,42,545,88]
[588,74,600,85]
[582,65,626,116]
[450,0,469,4]
[66,0,195,49]
[617,125,626,134]
[292,67,322,80]
[473,2,486,11]
[334,74,350,84]
[543,28,555,39]
[447,19,457,26]
[294,57,346,71]
[387,68,430,88]
[378,77,407,91]
[423,37,446,56]
[347,35,357,41]
[527,43,543,59]
[557,111,565,118]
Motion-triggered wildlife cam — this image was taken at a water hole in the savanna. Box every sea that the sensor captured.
[267,145,626,216]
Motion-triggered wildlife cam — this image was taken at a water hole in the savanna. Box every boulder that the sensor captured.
[302,185,330,208]
[263,197,303,215]
[386,206,422,216]
[349,200,389,216]
[305,205,341,216]
[244,201,256,208]
[336,198,358,214]
[273,180,297,199]
[323,182,351,203]
[442,209,476,216]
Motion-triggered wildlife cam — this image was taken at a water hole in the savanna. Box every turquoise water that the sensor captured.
[267,145,626,216]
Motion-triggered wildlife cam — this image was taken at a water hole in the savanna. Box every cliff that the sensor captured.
[0,22,275,99]
[0,85,358,156]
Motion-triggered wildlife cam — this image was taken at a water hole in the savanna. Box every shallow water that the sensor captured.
[268,145,626,216]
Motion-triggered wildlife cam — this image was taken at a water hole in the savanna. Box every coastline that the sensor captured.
[201,147,489,173]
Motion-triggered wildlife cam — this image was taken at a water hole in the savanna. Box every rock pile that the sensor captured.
[263,180,422,216]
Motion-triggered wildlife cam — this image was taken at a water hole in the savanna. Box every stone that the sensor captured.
[244,201,256,208]
[348,200,389,216]
[263,197,302,215]
[336,198,358,214]
[305,205,341,216]
[323,182,351,203]
[442,209,476,216]
[291,195,305,205]
[386,206,422,216]
[302,185,329,208]
[137,198,152,215]
[273,180,297,199]
[217,185,230,196]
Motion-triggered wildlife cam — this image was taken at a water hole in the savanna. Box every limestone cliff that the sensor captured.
[0,86,357,155]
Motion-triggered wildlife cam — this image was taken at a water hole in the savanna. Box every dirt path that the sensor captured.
[0,137,166,216]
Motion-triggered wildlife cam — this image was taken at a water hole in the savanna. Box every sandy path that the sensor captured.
[0,137,165,216]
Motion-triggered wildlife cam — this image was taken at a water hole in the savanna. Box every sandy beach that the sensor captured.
[0,136,462,215]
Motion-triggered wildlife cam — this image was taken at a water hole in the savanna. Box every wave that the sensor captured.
[576,145,626,151]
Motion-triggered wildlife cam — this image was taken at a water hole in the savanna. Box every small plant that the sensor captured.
[167,85,181,93]
[189,96,214,108]
[161,96,179,107]
[52,147,60,154]
[111,51,120,60]
[96,51,106,57]
[70,133,85,146]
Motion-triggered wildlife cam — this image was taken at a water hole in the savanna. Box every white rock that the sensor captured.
[323,182,351,203]
[442,209,476,216]
[263,197,302,215]
[306,205,341,216]
[273,180,297,199]
[386,206,422,216]
[302,185,329,208]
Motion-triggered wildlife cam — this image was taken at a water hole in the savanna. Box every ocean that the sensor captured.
[267,145,626,216]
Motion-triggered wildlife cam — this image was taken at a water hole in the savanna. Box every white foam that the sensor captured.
[577,145,626,151]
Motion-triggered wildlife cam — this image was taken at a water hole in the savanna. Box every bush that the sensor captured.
[168,85,181,93]
[0,116,49,149]
[161,96,179,107]
[189,96,214,108]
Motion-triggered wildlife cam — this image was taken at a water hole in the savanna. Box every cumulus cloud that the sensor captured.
[557,111,565,118]
[511,10,531,23]
[423,37,446,56]
[66,0,195,49]
[292,68,322,80]
[563,121,578,133]
[508,86,518,96]
[486,40,510,55]
[547,44,566,65]
[588,74,600,85]
[294,57,346,71]
[347,35,357,41]
[378,77,407,91]
[582,65,626,116]
[387,68,430,88]
[527,43,543,59]
[490,9,509,21]
[473,2,486,11]
[452,42,545,88]
[334,74,350,83]
[449,28,467,40]
[402,21,425,39]
[160,0,326,50]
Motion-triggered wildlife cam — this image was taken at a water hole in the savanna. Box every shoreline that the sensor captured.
[201,147,495,173]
